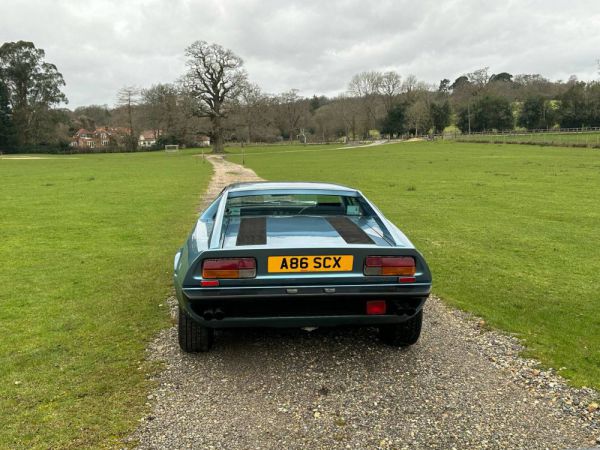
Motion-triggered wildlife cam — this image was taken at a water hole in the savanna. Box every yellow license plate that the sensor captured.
[268,255,354,273]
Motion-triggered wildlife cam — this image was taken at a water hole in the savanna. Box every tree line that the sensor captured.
[2,40,600,154]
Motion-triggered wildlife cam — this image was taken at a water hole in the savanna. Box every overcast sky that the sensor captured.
[1,0,599,108]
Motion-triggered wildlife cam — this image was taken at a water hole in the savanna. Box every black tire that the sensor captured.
[379,310,423,347]
[178,307,214,352]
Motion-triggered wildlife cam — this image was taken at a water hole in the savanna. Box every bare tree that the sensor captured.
[380,71,402,113]
[337,94,361,140]
[182,41,247,153]
[402,74,418,101]
[116,86,140,151]
[348,71,383,137]
[278,89,307,141]
[467,67,490,88]
[237,83,274,143]
[406,97,432,136]
[312,102,346,142]
[141,83,178,139]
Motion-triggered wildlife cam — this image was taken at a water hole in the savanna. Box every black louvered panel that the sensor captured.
[236,217,267,246]
[327,216,374,244]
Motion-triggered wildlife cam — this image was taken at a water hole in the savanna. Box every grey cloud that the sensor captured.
[1,0,599,107]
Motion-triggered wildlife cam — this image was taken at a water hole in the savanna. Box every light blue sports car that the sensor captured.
[174,182,432,352]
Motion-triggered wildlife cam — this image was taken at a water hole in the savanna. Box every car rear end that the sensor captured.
[175,186,431,332]
[180,246,430,328]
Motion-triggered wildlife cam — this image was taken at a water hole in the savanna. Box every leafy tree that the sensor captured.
[0,41,67,147]
[451,76,470,91]
[518,95,555,129]
[556,81,600,128]
[457,95,513,132]
[587,82,600,126]
[182,41,247,153]
[380,103,406,137]
[557,82,590,128]
[438,78,451,93]
[0,78,14,148]
[309,95,329,114]
[430,100,451,133]
[155,133,183,148]
[489,72,513,83]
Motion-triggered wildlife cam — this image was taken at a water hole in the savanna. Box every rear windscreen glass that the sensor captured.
[225,194,369,217]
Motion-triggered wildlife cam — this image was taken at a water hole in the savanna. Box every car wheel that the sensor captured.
[379,310,423,347]
[178,307,214,352]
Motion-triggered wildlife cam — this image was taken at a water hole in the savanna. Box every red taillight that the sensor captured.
[364,256,416,276]
[366,300,387,315]
[202,258,256,279]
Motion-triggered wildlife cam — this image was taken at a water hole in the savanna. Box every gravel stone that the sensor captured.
[127,156,598,449]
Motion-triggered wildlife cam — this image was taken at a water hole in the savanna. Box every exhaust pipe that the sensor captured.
[214,308,225,320]
[203,309,214,321]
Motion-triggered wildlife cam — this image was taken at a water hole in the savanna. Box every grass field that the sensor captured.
[0,150,211,448]
[228,141,600,390]
[457,131,600,147]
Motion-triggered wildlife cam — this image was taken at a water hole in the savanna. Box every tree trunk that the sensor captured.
[211,116,224,153]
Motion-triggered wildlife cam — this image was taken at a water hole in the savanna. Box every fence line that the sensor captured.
[445,127,600,149]
[445,126,600,138]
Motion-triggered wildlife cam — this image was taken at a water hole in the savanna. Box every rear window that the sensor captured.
[225,193,368,217]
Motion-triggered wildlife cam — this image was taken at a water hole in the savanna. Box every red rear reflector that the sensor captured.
[364,256,415,276]
[399,276,416,283]
[366,300,387,315]
[200,280,220,287]
[202,258,256,279]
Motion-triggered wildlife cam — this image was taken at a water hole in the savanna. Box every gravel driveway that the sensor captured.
[129,156,599,449]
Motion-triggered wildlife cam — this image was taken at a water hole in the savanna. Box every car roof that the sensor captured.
[226,181,358,194]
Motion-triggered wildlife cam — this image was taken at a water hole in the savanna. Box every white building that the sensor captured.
[138,130,160,148]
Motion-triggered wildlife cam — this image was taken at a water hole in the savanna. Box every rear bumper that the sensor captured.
[179,313,426,328]
[182,282,431,299]
[178,283,429,329]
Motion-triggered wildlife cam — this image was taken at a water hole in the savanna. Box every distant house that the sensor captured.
[70,128,96,149]
[138,130,161,148]
[195,135,210,147]
[70,127,125,149]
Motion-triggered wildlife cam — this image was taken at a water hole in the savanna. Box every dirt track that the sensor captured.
[129,156,599,449]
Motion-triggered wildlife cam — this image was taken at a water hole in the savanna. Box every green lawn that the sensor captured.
[229,141,600,390]
[457,131,600,147]
[0,150,211,448]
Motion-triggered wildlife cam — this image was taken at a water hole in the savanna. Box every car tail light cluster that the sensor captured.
[364,256,416,276]
[202,258,256,279]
